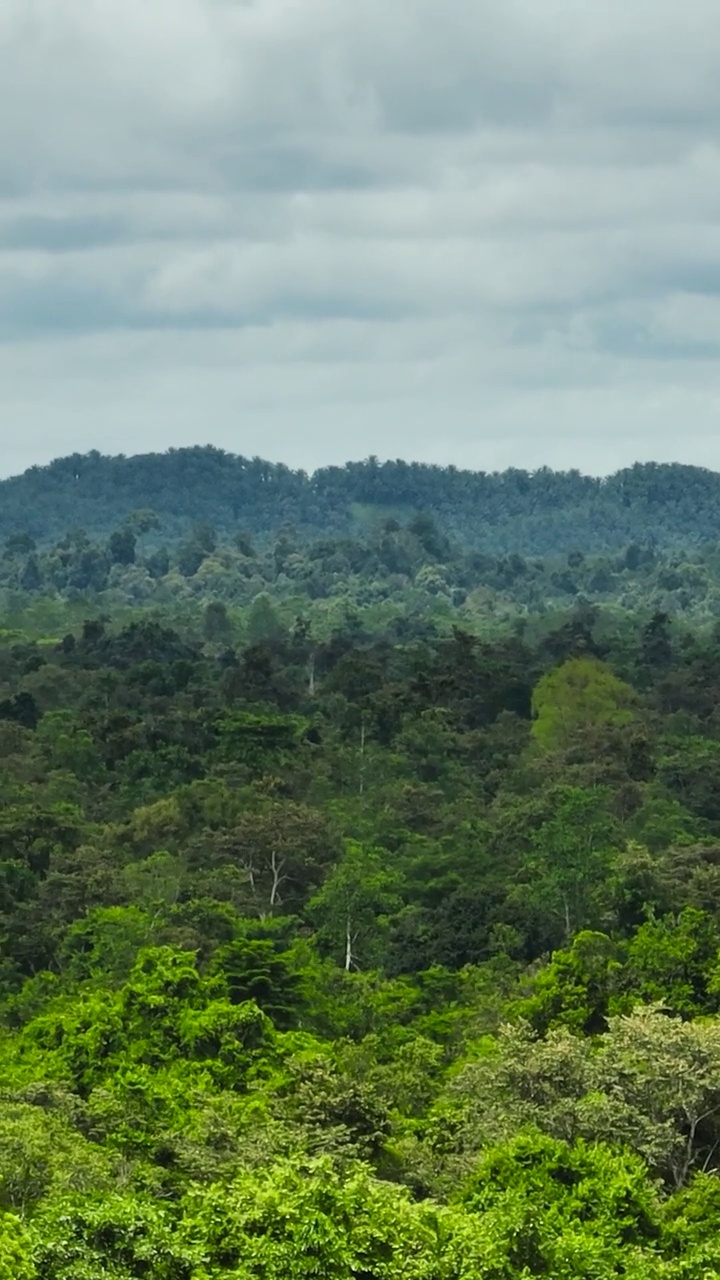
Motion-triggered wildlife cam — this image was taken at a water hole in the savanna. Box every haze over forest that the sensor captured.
[5,446,720,553]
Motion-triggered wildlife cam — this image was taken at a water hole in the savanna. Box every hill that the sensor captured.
[3,447,720,553]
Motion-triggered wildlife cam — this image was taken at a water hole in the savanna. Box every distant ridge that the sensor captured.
[2,446,720,554]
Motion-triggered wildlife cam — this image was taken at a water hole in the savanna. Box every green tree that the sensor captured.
[516,930,623,1034]
[444,1007,720,1190]
[0,1211,33,1280]
[234,528,255,557]
[181,1157,451,1280]
[309,843,403,971]
[246,593,286,646]
[58,905,153,985]
[4,533,36,557]
[203,600,233,644]
[623,907,720,1017]
[531,656,638,751]
[19,557,42,592]
[0,1102,112,1214]
[514,786,621,943]
[192,802,339,917]
[458,1132,662,1279]
[23,946,272,1095]
[107,526,137,566]
[32,1194,193,1280]
[210,935,306,1029]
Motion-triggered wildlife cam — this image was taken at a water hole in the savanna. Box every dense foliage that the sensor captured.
[4,472,720,1274]
[6,446,720,553]
[5,482,720,647]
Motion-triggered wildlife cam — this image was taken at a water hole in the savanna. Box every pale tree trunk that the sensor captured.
[345,916,359,971]
[269,850,286,908]
[242,861,265,918]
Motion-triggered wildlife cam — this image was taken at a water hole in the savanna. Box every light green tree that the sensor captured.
[531,656,638,751]
[442,1006,720,1190]
[181,1156,452,1280]
[0,1211,33,1280]
[0,1102,113,1214]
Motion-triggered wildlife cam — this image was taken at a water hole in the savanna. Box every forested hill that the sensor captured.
[4,447,720,553]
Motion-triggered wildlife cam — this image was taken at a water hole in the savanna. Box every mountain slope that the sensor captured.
[3,446,720,553]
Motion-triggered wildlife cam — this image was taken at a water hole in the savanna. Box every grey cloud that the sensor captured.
[1,0,720,476]
[0,215,128,253]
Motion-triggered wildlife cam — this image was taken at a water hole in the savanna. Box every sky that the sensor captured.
[2,0,720,480]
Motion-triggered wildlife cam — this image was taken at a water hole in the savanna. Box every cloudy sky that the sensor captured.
[2,0,720,479]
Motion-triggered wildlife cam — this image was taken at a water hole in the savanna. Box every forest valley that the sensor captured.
[4,460,720,1275]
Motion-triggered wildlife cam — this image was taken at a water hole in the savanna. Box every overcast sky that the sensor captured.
[2,0,720,479]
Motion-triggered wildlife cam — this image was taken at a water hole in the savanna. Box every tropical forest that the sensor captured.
[3,448,720,1278]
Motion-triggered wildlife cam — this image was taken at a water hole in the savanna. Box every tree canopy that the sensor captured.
[2,463,720,1274]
